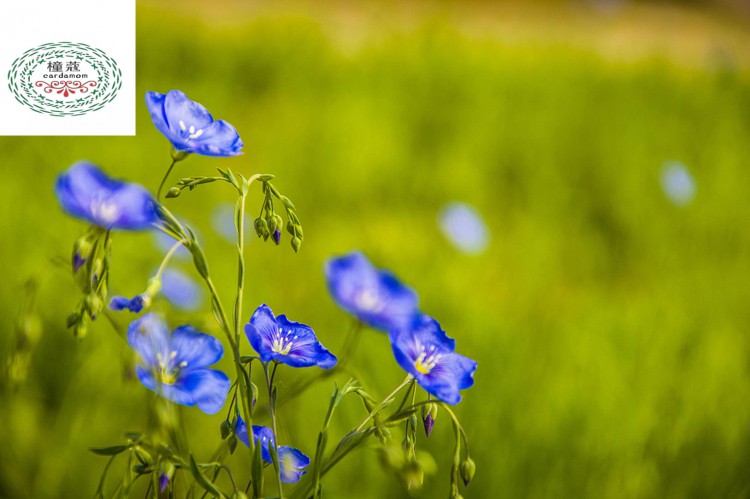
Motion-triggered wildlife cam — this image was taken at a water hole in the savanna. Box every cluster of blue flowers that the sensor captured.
[54,88,477,495]
[326,251,478,405]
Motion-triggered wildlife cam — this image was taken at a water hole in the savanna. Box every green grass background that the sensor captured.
[2,2,750,497]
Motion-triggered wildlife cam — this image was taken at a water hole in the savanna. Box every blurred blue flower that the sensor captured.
[438,202,489,254]
[55,162,158,230]
[127,314,230,414]
[145,90,243,157]
[235,418,310,483]
[160,268,203,311]
[389,315,477,405]
[661,161,696,206]
[244,304,336,369]
[110,294,147,313]
[325,252,419,332]
[210,202,249,243]
[236,419,276,462]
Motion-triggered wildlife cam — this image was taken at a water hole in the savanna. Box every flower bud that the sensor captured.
[272,228,281,245]
[286,221,295,235]
[220,419,231,440]
[85,295,103,317]
[401,461,424,491]
[267,215,278,234]
[460,457,476,487]
[165,187,181,198]
[291,236,302,253]
[254,217,268,238]
[421,402,438,437]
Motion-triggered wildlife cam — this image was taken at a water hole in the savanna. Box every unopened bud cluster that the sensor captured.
[67,228,112,338]
[254,180,304,253]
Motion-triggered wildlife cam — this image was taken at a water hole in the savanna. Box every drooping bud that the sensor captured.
[401,461,424,491]
[272,228,281,245]
[254,217,268,239]
[220,419,231,440]
[291,236,302,253]
[460,457,476,487]
[421,402,438,437]
[165,187,181,198]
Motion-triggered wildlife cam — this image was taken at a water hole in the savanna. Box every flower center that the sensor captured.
[271,327,296,355]
[414,346,442,375]
[155,350,187,385]
[89,195,119,224]
[355,288,383,312]
[179,120,204,140]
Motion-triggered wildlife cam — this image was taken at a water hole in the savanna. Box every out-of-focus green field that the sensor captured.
[2,3,750,498]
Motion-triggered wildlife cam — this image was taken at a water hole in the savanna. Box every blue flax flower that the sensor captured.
[389,315,477,405]
[438,202,490,254]
[325,251,419,332]
[244,305,336,369]
[160,268,203,311]
[235,419,310,484]
[128,314,230,414]
[110,294,147,313]
[55,162,158,230]
[145,90,243,157]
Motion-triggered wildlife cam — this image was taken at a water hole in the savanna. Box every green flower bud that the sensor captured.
[220,419,231,440]
[291,236,302,253]
[85,295,103,317]
[165,187,181,198]
[401,461,424,491]
[286,221,295,235]
[254,217,268,238]
[460,457,476,487]
[267,214,278,233]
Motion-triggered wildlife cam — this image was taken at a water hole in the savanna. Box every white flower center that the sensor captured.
[271,327,296,355]
[414,344,442,375]
[179,120,204,140]
[355,288,383,312]
[155,350,187,385]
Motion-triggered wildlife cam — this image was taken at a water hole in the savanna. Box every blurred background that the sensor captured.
[2,0,750,497]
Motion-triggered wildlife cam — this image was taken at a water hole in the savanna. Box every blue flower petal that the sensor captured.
[145,90,243,157]
[164,90,213,140]
[190,120,243,157]
[55,162,157,230]
[235,418,276,462]
[389,315,476,405]
[245,304,279,362]
[128,314,171,366]
[160,269,203,311]
[170,325,223,368]
[145,92,170,142]
[109,295,130,311]
[278,446,310,484]
[325,251,418,332]
[135,365,194,406]
[180,369,231,415]
[245,305,337,369]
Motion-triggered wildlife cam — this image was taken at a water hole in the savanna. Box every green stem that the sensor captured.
[154,240,185,280]
[156,159,177,201]
[264,362,284,499]
[355,375,413,432]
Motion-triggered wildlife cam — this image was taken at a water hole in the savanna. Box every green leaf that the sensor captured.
[189,454,225,498]
[89,445,128,456]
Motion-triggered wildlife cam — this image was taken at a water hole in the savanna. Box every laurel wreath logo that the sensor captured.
[7,42,122,117]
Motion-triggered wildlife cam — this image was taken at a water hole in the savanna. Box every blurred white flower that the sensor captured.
[661,161,696,207]
[438,202,489,254]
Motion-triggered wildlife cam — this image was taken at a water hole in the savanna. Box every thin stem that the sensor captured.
[355,375,413,433]
[264,361,284,499]
[154,240,185,279]
[156,159,177,201]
